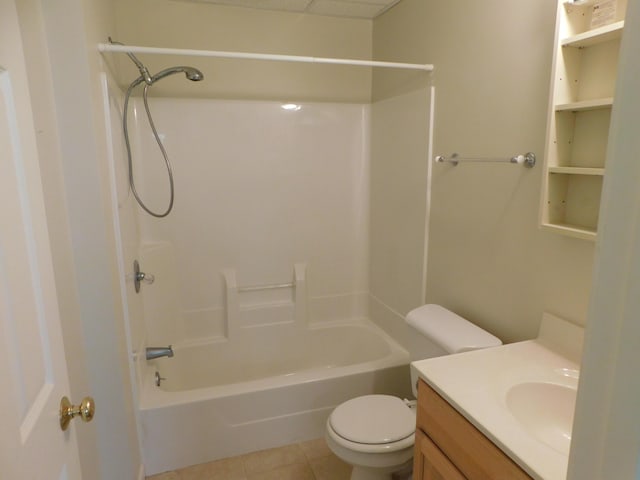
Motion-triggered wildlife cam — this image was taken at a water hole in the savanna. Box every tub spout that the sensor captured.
[146,346,174,360]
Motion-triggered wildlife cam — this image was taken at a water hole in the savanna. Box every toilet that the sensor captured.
[325,304,502,480]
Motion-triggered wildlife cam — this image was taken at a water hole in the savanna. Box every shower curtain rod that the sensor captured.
[98,43,434,72]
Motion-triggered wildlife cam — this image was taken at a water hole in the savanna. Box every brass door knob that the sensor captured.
[59,396,95,431]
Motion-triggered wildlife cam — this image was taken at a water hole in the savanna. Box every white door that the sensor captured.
[0,0,84,478]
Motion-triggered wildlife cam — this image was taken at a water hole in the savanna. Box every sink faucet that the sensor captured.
[145,346,174,360]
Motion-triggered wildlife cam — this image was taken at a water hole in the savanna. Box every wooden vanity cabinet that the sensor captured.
[414,429,466,480]
[413,380,532,480]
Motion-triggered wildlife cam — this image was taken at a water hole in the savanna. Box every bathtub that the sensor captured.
[139,318,411,475]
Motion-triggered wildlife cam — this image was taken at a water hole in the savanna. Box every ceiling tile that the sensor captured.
[181,0,402,19]
[307,0,385,18]
[192,0,313,13]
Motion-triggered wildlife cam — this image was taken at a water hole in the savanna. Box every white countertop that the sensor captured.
[411,314,583,480]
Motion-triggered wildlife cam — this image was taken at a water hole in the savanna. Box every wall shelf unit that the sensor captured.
[540,0,627,240]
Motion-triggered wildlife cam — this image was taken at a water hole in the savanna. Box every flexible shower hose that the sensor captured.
[122,81,175,218]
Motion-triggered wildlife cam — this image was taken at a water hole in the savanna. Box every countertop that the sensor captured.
[411,313,583,480]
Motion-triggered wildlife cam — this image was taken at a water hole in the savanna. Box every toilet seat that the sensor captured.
[329,395,415,446]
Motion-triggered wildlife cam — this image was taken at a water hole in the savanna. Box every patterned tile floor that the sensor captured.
[146,438,352,480]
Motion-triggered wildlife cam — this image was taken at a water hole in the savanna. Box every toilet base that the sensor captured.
[350,466,393,480]
[350,460,412,480]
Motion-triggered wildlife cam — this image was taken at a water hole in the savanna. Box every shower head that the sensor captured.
[109,38,204,87]
[150,66,204,84]
[185,68,204,81]
[126,65,205,91]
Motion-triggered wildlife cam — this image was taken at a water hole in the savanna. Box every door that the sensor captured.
[0,0,84,477]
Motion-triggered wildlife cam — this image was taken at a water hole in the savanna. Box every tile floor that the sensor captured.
[146,438,352,480]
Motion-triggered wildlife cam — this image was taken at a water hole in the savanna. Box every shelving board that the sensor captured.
[555,97,614,111]
[562,0,596,5]
[561,21,624,48]
[541,222,597,241]
[549,166,605,175]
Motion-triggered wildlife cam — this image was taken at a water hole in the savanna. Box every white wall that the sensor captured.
[373,0,595,343]
[112,0,373,103]
[128,98,371,342]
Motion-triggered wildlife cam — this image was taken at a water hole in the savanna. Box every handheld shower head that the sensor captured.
[185,68,204,81]
[109,38,204,86]
[151,66,204,84]
[114,36,205,218]
[126,65,204,91]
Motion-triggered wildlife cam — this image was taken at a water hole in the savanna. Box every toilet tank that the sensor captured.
[406,304,502,396]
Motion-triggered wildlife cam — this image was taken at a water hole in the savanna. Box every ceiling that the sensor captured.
[177,0,403,19]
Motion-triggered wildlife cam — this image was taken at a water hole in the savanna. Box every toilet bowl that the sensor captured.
[325,305,502,480]
[326,395,415,480]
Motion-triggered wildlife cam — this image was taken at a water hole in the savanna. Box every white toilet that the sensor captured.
[325,304,502,480]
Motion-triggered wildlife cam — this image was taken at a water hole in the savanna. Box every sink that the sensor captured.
[506,382,577,455]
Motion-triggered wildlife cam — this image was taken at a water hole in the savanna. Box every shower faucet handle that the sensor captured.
[138,271,155,284]
[133,260,155,293]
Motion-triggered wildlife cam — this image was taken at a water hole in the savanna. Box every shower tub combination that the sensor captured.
[103,42,413,476]
[139,318,410,476]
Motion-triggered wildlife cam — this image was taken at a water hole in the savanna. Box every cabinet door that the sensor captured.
[417,381,532,479]
[414,429,466,480]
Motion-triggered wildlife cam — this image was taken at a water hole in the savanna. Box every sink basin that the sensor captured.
[506,382,577,455]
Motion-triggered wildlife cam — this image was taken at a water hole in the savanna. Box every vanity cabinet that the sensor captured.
[413,380,531,480]
[414,429,465,480]
[540,0,627,240]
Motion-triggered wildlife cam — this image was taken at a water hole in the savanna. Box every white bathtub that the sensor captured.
[139,319,410,475]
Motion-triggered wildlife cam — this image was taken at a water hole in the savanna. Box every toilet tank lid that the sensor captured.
[406,304,502,353]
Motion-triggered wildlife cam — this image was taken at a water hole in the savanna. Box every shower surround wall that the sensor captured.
[111,0,432,353]
[129,98,371,343]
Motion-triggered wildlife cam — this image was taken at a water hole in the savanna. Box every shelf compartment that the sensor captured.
[546,173,602,238]
[555,38,620,104]
[555,97,613,111]
[551,108,611,169]
[561,0,626,38]
[561,20,624,48]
